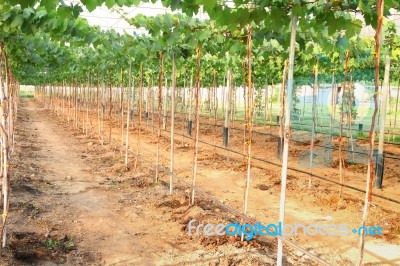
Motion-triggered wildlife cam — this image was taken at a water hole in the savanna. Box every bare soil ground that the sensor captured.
[1,98,399,265]
[2,99,296,265]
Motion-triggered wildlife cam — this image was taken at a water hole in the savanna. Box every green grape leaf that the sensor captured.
[81,0,99,12]
[197,30,211,41]
[171,0,181,11]
[106,0,116,8]
[23,7,35,19]
[199,0,216,10]
[11,15,24,29]
[57,6,74,19]
[12,0,36,8]
[345,19,362,38]
[61,18,68,32]
[229,42,242,53]
[2,24,10,33]
[34,9,48,20]
[41,0,59,12]
[215,33,224,44]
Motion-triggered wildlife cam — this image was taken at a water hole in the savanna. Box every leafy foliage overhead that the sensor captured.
[0,0,399,87]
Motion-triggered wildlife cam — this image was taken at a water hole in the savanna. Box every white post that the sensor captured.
[170,55,176,194]
[277,15,298,266]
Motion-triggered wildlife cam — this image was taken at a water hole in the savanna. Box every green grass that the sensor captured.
[197,100,400,144]
[42,239,59,249]
[19,90,34,98]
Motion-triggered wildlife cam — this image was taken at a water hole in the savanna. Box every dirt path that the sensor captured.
[4,99,182,265]
[2,98,399,265]
[2,99,283,265]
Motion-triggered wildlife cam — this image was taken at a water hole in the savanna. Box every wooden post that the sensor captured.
[191,46,201,205]
[170,54,176,194]
[277,15,298,266]
[155,53,164,183]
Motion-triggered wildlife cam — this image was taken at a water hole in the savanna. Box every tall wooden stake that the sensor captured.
[191,46,201,205]
[135,64,143,170]
[277,15,298,266]
[125,63,132,170]
[170,54,176,194]
[155,53,164,183]
[278,60,288,160]
[109,72,112,144]
[309,65,318,187]
[242,26,253,241]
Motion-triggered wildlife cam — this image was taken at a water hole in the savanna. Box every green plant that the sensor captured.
[63,238,75,251]
[42,239,59,249]
[357,131,368,139]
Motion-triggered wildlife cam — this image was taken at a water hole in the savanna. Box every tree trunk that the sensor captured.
[358,1,383,264]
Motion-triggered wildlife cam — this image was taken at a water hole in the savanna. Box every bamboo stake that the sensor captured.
[309,65,318,187]
[101,75,106,145]
[393,79,400,142]
[242,61,247,155]
[339,51,350,198]
[0,44,11,247]
[151,77,155,133]
[181,77,186,146]
[170,54,176,194]
[242,26,253,241]
[120,68,124,145]
[191,46,201,205]
[96,73,100,137]
[125,63,132,170]
[269,81,274,133]
[86,72,90,136]
[145,78,149,128]
[155,52,164,183]
[264,83,268,130]
[277,15,298,266]
[109,72,112,144]
[188,71,194,136]
[328,73,336,162]
[135,64,143,170]
[163,77,168,131]
[348,75,355,162]
[213,69,218,148]
[278,60,288,160]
